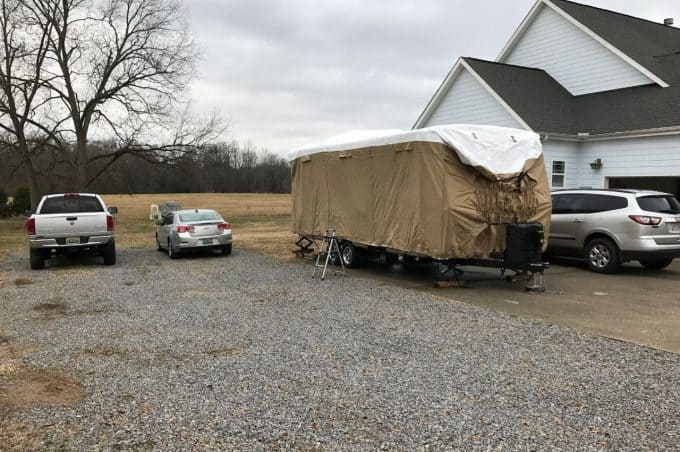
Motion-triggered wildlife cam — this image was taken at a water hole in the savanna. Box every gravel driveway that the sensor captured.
[0,249,678,450]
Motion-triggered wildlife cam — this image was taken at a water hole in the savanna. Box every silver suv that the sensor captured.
[549,189,680,273]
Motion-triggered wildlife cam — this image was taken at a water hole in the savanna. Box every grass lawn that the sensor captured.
[0,193,295,263]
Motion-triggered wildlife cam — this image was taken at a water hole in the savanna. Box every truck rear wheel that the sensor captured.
[29,249,45,270]
[340,241,363,268]
[103,239,116,265]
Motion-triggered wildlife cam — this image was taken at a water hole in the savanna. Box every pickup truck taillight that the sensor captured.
[218,222,231,230]
[26,217,36,235]
[106,215,115,232]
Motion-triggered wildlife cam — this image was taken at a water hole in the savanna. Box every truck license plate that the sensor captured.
[65,237,80,244]
[201,239,213,245]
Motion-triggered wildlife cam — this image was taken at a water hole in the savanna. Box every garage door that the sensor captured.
[608,177,680,198]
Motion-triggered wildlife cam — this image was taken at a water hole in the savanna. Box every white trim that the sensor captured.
[582,127,680,141]
[459,60,533,131]
[496,1,544,64]
[412,58,464,129]
[497,0,670,88]
[413,59,532,131]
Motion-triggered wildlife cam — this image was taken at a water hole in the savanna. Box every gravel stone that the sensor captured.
[0,248,679,450]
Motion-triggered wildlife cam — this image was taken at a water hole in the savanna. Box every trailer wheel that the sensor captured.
[340,241,363,268]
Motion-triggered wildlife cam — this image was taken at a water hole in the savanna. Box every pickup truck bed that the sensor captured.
[26,193,117,269]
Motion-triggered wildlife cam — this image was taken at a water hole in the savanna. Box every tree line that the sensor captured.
[1,139,291,201]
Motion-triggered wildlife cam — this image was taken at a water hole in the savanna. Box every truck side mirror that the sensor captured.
[108,207,118,215]
[25,209,35,217]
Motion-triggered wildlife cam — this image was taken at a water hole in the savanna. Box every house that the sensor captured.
[414,0,680,198]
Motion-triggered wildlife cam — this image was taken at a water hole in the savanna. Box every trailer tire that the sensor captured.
[340,241,363,268]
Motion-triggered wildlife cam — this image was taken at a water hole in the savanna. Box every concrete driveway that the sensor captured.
[344,258,680,354]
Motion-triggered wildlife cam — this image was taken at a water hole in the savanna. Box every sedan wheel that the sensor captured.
[585,238,619,273]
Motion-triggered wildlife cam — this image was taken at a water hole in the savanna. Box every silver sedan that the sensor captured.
[156,209,233,259]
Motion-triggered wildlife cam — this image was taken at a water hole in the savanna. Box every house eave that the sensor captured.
[540,125,680,142]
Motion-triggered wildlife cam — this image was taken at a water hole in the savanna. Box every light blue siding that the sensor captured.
[576,135,680,188]
[503,4,652,95]
[423,69,522,128]
[542,140,579,189]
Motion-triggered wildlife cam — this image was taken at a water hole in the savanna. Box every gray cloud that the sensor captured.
[185,0,680,155]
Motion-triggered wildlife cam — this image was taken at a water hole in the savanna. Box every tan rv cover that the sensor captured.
[289,125,551,260]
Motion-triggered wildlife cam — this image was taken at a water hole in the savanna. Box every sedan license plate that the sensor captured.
[201,239,214,245]
[668,222,680,233]
[65,237,80,244]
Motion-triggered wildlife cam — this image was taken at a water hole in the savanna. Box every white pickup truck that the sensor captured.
[26,193,118,269]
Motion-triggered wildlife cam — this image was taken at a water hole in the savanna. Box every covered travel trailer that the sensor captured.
[289,125,551,286]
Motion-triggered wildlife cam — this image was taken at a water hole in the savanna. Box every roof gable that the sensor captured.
[413,59,530,130]
[549,0,680,84]
[497,0,670,90]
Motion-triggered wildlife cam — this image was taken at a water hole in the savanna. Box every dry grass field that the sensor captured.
[0,193,296,264]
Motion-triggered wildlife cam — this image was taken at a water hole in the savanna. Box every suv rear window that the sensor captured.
[636,195,680,214]
[552,194,628,214]
[40,195,104,214]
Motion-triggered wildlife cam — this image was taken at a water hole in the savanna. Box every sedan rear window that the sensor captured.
[636,196,680,214]
[40,195,104,214]
[178,212,222,222]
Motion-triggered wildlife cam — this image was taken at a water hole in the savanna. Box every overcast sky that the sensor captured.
[184,0,679,156]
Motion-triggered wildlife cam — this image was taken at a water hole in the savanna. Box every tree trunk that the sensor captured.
[75,136,88,191]
[26,160,42,209]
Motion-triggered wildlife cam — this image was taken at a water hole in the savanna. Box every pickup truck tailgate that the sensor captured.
[35,212,108,237]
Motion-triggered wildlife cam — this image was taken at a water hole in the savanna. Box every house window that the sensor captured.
[552,160,565,188]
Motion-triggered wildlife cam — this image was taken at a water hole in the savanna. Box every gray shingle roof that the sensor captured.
[550,0,680,84]
[459,2,680,135]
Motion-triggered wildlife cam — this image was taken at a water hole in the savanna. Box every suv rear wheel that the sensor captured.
[639,258,674,270]
[585,238,620,273]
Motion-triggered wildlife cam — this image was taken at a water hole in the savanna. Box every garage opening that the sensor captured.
[608,177,680,198]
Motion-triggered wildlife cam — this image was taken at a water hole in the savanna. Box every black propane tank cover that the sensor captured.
[504,223,544,269]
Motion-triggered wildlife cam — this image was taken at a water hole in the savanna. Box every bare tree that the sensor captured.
[0,0,58,207]
[29,0,224,190]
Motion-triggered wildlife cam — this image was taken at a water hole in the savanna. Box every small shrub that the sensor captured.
[10,186,31,215]
[0,188,9,218]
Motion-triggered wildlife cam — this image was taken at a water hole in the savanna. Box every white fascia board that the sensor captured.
[540,125,680,142]
[584,126,680,141]
[460,59,533,131]
[497,0,670,88]
[412,58,465,129]
[496,0,545,62]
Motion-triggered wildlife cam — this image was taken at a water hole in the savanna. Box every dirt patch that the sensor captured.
[0,368,85,409]
[13,278,34,287]
[0,336,84,411]
[32,301,69,320]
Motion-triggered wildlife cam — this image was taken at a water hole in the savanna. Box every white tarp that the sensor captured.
[288,124,543,176]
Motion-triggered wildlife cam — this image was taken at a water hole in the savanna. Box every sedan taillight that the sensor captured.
[176,225,195,233]
[629,215,661,226]
[218,222,231,230]
[26,217,36,235]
